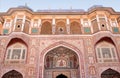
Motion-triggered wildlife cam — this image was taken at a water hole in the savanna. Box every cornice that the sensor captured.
[0,6,120,16]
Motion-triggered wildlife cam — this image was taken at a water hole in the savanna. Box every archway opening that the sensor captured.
[2,70,23,78]
[56,74,67,78]
[44,46,80,78]
[101,68,120,78]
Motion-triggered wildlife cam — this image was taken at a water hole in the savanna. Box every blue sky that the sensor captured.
[0,0,120,12]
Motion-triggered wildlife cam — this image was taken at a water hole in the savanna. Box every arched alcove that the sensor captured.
[5,38,27,64]
[55,21,67,34]
[2,70,23,78]
[95,37,119,63]
[44,46,80,78]
[41,21,52,34]
[101,68,120,78]
[70,21,81,34]
[45,46,79,69]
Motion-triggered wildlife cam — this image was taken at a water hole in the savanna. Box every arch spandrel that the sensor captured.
[40,41,83,62]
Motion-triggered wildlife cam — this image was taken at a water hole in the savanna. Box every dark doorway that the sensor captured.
[101,68,120,78]
[2,70,23,78]
[56,74,67,78]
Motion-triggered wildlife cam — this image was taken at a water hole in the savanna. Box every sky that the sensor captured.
[0,0,120,12]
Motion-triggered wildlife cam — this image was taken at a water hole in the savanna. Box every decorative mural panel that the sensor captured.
[45,46,79,69]
[89,66,96,75]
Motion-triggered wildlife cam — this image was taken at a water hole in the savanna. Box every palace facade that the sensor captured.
[0,6,120,78]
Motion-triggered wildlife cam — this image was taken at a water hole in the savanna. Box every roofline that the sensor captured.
[0,6,120,16]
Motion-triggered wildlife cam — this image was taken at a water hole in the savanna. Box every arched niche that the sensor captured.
[55,21,67,34]
[44,46,80,78]
[70,21,82,34]
[95,37,119,63]
[41,21,52,34]
[5,38,27,64]
[45,46,79,69]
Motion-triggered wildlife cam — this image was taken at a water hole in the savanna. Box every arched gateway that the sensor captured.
[2,70,23,78]
[56,74,67,78]
[44,46,80,78]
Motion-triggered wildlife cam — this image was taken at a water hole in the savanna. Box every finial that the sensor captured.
[70,6,72,9]
[25,3,27,7]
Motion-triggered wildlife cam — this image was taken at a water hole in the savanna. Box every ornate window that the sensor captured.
[96,41,118,63]
[5,42,27,63]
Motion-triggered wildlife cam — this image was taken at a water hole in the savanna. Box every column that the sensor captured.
[66,18,70,34]
[80,19,84,34]
[96,15,101,30]
[104,15,109,30]
[88,19,93,33]
[38,19,41,34]
[52,18,56,34]
[13,15,17,31]
[21,15,26,31]
[9,20,13,33]
[29,19,33,34]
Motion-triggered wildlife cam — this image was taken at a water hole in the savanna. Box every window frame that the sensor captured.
[96,42,118,63]
[5,43,27,62]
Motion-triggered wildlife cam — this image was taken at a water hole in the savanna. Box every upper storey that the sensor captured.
[0,6,120,35]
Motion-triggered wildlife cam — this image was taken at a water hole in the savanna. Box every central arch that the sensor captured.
[44,45,80,78]
[40,41,84,78]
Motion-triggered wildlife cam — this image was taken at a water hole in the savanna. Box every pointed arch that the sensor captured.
[45,46,79,68]
[55,21,67,34]
[41,41,83,60]
[2,70,23,78]
[41,21,52,34]
[70,21,81,34]
[95,37,115,46]
[5,38,28,63]
[101,68,120,78]
[7,38,28,47]
[95,37,119,63]
[40,41,84,78]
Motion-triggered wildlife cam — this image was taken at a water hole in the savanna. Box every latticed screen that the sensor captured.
[11,49,21,59]
[6,49,26,60]
[5,43,27,64]
[97,47,118,62]
[102,48,111,58]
